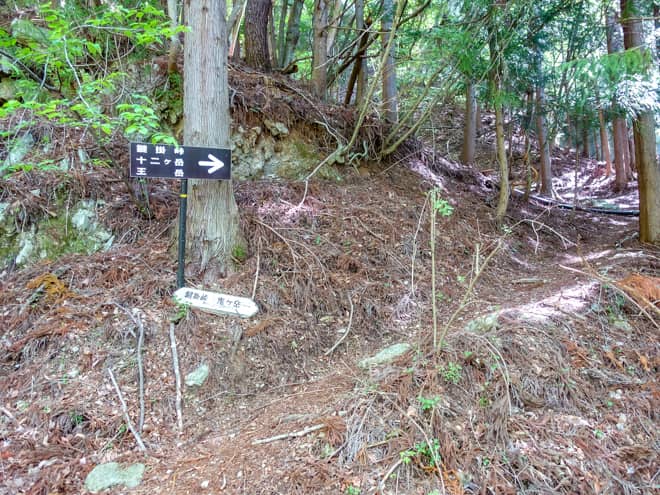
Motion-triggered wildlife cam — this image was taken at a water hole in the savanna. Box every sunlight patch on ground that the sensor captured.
[502,280,599,322]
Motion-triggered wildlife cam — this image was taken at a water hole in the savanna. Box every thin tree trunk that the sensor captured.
[536,87,552,195]
[355,0,367,105]
[581,118,589,157]
[621,0,659,242]
[166,0,181,74]
[184,0,243,278]
[245,0,272,70]
[460,82,477,164]
[622,119,632,175]
[475,102,483,135]
[598,108,612,176]
[344,12,370,105]
[277,0,289,67]
[312,0,329,99]
[282,0,304,68]
[565,114,572,150]
[533,32,551,195]
[381,0,398,122]
[606,7,629,191]
[613,117,628,191]
[488,3,508,223]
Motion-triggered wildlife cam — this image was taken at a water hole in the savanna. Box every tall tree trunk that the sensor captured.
[381,0,398,122]
[276,0,289,67]
[598,107,613,177]
[166,0,181,74]
[184,0,243,278]
[536,87,552,195]
[655,4,660,67]
[312,0,329,99]
[621,0,660,243]
[475,102,483,135]
[282,0,304,68]
[245,0,272,70]
[460,81,477,164]
[581,118,589,157]
[533,37,552,196]
[344,14,370,105]
[355,0,367,104]
[613,117,628,191]
[488,4,508,223]
[606,7,629,190]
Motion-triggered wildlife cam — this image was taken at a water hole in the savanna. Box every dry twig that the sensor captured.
[169,323,184,433]
[107,368,146,451]
[324,292,355,356]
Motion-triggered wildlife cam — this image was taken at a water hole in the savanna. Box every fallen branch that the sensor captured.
[112,305,146,431]
[107,368,146,452]
[251,423,326,445]
[136,313,145,433]
[325,292,355,356]
[169,323,183,433]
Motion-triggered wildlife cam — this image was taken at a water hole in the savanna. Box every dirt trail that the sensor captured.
[1,160,658,495]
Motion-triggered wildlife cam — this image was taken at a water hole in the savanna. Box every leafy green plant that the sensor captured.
[428,188,454,350]
[400,438,441,468]
[231,244,248,263]
[0,2,183,165]
[70,411,85,426]
[439,361,463,384]
[171,298,190,323]
[417,395,441,412]
[344,485,361,495]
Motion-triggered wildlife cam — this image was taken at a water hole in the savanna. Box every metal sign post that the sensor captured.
[176,179,188,289]
[129,142,231,288]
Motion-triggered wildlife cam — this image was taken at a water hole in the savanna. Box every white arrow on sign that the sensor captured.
[174,287,258,318]
[198,154,225,174]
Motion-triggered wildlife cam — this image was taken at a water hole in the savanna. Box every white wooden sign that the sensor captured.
[174,287,258,318]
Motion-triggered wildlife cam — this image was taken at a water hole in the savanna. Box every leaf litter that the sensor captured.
[1,108,658,495]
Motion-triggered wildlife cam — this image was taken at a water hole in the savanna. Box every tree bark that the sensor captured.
[381,0,398,122]
[598,107,612,177]
[184,0,243,278]
[612,117,628,191]
[460,81,477,164]
[621,0,660,243]
[312,0,329,99]
[282,0,304,68]
[245,0,272,70]
[536,86,552,195]
[581,118,589,157]
[355,0,367,105]
[488,3,508,223]
[166,0,180,74]
[606,7,629,191]
[276,0,288,67]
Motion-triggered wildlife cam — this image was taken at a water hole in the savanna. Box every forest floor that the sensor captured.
[1,111,659,495]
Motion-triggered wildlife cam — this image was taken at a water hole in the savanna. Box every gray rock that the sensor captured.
[359,343,412,368]
[0,79,17,100]
[185,364,210,387]
[264,119,289,137]
[84,462,145,493]
[465,312,499,333]
[2,133,34,172]
[11,19,50,45]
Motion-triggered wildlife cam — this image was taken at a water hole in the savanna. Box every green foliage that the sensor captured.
[417,395,440,412]
[439,361,462,384]
[171,298,190,323]
[400,438,441,468]
[231,244,248,263]
[344,485,361,495]
[0,2,182,170]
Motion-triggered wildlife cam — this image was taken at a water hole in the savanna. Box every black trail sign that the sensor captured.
[129,142,231,180]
